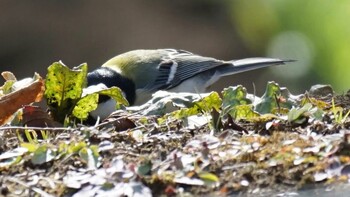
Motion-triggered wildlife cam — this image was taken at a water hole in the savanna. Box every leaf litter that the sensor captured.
[0,63,350,196]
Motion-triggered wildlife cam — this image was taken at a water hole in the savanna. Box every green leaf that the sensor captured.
[288,103,312,124]
[169,92,222,120]
[221,86,259,120]
[255,81,296,114]
[101,182,114,190]
[230,104,260,121]
[79,145,100,169]
[195,91,222,112]
[255,82,281,114]
[72,93,99,119]
[98,87,129,107]
[56,142,69,159]
[69,141,87,154]
[44,62,88,122]
[310,107,324,120]
[20,142,39,152]
[170,106,201,120]
[222,85,252,110]
[1,80,15,95]
[72,86,128,120]
[198,172,220,183]
[31,144,56,165]
[137,159,152,176]
[301,96,329,110]
[198,172,220,187]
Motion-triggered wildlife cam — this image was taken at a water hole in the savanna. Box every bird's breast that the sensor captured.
[133,74,210,105]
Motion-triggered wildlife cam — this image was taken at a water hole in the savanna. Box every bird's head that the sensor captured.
[87,67,136,105]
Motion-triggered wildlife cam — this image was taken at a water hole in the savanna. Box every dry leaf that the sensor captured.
[1,71,17,81]
[0,74,44,125]
[22,105,61,127]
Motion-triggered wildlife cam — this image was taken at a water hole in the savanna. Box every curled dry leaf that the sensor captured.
[22,105,61,127]
[100,110,136,131]
[0,73,44,125]
[1,71,17,81]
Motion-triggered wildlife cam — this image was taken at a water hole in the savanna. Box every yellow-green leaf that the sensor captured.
[222,85,252,111]
[230,104,260,121]
[98,87,129,107]
[44,62,88,121]
[31,144,56,165]
[72,93,99,119]
[20,142,39,152]
[79,146,100,169]
[198,172,220,184]
[69,141,87,154]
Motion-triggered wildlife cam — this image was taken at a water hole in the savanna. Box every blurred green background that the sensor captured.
[1,0,349,95]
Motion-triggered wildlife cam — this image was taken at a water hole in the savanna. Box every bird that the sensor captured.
[87,49,291,120]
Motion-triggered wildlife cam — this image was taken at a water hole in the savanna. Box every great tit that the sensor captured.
[87,49,290,120]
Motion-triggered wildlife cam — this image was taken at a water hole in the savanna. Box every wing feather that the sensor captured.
[148,49,290,91]
[150,49,226,90]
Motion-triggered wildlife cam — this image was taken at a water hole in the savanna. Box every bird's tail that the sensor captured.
[218,57,294,77]
[204,58,294,88]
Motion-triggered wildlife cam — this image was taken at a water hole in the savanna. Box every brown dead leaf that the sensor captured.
[22,105,61,127]
[106,116,136,132]
[0,74,45,125]
[95,110,137,131]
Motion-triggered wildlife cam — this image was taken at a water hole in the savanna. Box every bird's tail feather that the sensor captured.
[218,58,294,77]
[204,58,294,88]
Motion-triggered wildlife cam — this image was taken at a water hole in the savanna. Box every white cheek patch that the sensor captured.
[86,83,128,120]
[83,83,108,97]
[90,98,117,120]
[121,91,127,100]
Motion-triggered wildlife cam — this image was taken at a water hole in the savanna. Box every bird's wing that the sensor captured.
[149,49,226,90]
[147,49,291,91]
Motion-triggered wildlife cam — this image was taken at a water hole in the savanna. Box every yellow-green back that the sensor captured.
[102,49,166,89]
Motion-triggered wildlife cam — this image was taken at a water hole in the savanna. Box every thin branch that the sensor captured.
[0,126,76,131]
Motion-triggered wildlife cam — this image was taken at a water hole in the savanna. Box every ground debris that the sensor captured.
[1,86,350,196]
